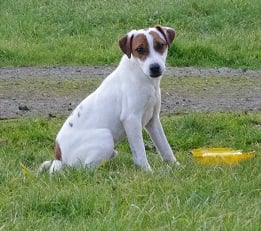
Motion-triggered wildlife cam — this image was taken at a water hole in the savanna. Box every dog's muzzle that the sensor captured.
[149,63,162,78]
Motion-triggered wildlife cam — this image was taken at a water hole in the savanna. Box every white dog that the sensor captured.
[40,25,180,174]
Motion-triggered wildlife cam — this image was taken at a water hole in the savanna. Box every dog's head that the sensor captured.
[119,25,175,78]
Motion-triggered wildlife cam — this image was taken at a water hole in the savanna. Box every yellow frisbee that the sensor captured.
[191,148,254,164]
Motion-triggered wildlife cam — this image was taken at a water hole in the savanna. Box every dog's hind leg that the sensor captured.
[80,129,115,168]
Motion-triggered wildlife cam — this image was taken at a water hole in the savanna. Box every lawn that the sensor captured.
[1,0,260,68]
[0,113,260,230]
[1,0,260,230]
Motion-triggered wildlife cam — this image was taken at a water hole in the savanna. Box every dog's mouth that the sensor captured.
[150,72,162,78]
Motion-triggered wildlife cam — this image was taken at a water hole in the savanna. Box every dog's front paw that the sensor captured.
[140,164,152,172]
[136,163,152,172]
[163,158,180,167]
[145,165,153,171]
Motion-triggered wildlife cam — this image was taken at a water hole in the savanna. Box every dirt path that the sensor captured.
[0,66,260,119]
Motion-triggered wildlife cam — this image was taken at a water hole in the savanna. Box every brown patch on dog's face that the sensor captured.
[55,142,62,160]
[149,31,168,55]
[155,25,175,47]
[131,34,150,61]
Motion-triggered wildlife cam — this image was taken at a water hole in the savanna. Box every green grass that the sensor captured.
[0,0,260,68]
[0,112,260,230]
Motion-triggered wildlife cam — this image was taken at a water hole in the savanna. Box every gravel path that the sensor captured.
[0,66,260,119]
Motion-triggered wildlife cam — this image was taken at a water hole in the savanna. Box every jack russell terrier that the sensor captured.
[40,25,180,174]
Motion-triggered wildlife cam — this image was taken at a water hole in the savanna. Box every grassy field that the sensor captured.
[0,113,260,230]
[1,0,260,68]
[1,0,260,230]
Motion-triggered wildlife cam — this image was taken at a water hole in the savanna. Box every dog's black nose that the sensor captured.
[149,63,162,78]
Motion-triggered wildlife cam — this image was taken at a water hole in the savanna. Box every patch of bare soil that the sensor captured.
[0,66,260,119]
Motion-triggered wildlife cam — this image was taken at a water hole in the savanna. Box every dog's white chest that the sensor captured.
[141,86,160,126]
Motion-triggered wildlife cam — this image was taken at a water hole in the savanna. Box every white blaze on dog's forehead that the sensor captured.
[129,27,165,41]
[140,28,166,42]
[127,29,138,37]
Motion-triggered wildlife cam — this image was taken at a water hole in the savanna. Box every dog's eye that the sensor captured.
[136,47,145,54]
[156,42,165,51]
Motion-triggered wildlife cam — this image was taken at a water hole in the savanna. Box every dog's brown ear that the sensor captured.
[119,34,134,59]
[155,25,175,47]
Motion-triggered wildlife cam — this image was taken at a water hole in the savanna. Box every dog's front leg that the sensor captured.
[146,117,180,166]
[123,117,152,171]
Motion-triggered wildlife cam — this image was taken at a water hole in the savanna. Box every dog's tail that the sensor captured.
[38,160,63,174]
[39,141,63,174]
